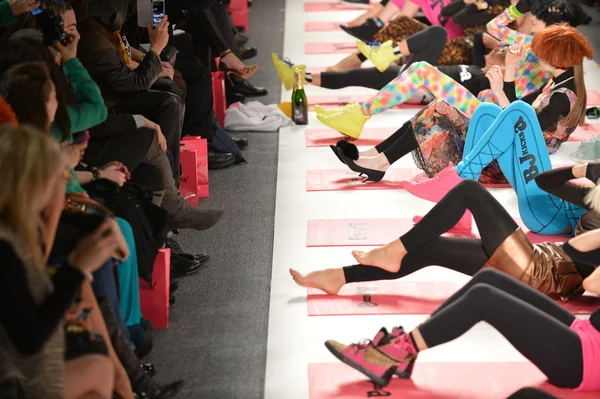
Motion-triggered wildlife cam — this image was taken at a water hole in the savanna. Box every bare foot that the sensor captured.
[360,148,379,157]
[289,268,346,295]
[351,239,406,272]
[326,54,362,73]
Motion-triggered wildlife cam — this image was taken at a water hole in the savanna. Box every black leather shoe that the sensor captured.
[171,253,201,277]
[141,362,156,379]
[227,73,267,97]
[232,137,248,150]
[208,150,235,170]
[170,275,184,293]
[340,18,381,42]
[240,46,257,60]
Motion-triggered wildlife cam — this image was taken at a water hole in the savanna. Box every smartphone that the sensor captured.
[137,0,153,27]
[72,131,90,145]
[152,0,165,26]
[30,7,43,15]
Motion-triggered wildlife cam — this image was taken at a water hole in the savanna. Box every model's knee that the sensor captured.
[465,282,496,301]
[428,26,448,42]
[455,179,485,196]
[472,268,506,284]
[409,61,434,74]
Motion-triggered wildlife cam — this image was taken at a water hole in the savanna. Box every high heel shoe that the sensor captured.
[223,63,259,80]
[342,155,386,182]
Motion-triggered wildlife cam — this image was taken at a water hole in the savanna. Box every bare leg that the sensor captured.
[346,3,384,27]
[353,152,391,172]
[64,355,114,399]
[326,53,363,72]
[312,72,321,87]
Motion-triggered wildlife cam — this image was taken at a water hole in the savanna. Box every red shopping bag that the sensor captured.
[139,248,170,329]
[212,71,226,125]
[181,137,209,198]
[179,148,199,206]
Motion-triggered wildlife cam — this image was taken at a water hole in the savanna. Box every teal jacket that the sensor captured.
[0,1,16,27]
[50,58,108,193]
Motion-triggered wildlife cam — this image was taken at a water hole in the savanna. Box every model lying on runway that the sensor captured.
[324,267,600,389]
[329,23,591,213]
[315,1,589,139]
[291,164,600,299]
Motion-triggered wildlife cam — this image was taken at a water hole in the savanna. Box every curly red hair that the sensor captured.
[0,98,18,125]
[531,23,594,69]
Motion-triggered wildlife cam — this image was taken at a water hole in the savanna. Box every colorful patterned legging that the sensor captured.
[362,61,481,117]
[456,101,585,235]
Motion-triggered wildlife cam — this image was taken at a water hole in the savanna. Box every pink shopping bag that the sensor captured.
[181,136,209,197]
[139,248,170,329]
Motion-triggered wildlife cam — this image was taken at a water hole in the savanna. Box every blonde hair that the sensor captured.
[585,186,600,213]
[0,125,63,263]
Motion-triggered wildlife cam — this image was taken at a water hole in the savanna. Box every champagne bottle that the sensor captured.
[291,68,308,125]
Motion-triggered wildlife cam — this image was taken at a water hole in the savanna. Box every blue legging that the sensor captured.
[115,218,143,327]
[456,101,584,235]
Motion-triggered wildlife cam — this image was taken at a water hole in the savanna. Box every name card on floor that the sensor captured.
[306,279,600,316]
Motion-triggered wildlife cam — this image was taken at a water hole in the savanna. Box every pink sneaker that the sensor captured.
[376,331,418,378]
[325,340,397,386]
[371,327,417,378]
[403,164,463,203]
[412,213,473,233]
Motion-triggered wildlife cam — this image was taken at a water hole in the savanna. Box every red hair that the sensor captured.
[0,98,18,125]
[531,23,594,69]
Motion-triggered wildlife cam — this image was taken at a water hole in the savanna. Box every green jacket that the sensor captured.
[0,1,16,27]
[50,58,108,193]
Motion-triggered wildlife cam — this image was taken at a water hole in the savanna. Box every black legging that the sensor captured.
[344,180,519,282]
[321,26,448,90]
[417,269,583,389]
[506,388,560,399]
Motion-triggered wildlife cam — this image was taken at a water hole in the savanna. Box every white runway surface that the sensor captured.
[264,2,600,397]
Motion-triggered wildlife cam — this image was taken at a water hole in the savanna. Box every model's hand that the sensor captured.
[505,43,524,67]
[8,0,40,16]
[486,66,504,95]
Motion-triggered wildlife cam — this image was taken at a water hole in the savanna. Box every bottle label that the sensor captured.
[293,107,305,122]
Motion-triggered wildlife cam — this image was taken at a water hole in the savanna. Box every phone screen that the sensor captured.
[152,1,165,25]
[30,7,43,15]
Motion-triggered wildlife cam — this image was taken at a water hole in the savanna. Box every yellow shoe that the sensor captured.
[357,40,399,73]
[272,53,306,91]
[316,103,370,139]
[314,105,339,117]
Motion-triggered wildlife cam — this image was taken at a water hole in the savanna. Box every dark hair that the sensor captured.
[0,39,42,74]
[19,37,78,138]
[1,62,54,132]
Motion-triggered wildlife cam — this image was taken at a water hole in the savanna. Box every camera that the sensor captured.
[31,0,68,46]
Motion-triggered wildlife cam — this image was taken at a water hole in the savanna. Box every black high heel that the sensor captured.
[330,145,347,164]
[341,155,386,182]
